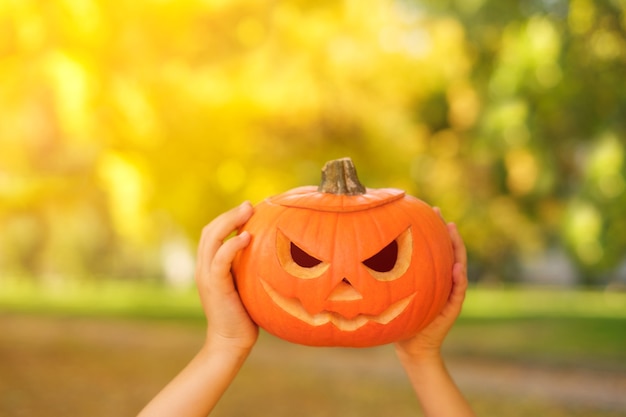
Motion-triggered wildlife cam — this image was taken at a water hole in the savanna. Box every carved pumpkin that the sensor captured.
[232,158,454,347]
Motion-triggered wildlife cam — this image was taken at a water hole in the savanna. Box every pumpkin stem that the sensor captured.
[318,157,366,195]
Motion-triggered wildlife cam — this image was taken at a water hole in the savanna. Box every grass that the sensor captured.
[2,278,625,368]
[461,285,626,319]
[450,285,626,370]
[0,277,205,320]
[2,278,626,359]
[3,277,625,319]
[1,279,625,417]
[448,316,626,370]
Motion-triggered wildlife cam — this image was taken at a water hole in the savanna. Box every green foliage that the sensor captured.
[1,0,625,283]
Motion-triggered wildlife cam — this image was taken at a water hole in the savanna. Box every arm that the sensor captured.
[394,215,475,417]
[138,202,257,417]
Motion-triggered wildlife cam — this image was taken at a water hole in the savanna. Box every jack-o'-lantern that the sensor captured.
[232,158,454,347]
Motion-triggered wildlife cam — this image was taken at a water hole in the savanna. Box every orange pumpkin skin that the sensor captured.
[232,184,454,348]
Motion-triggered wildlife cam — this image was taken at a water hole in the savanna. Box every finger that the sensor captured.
[433,206,445,222]
[202,201,253,252]
[446,223,468,319]
[196,202,253,285]
[197,202,253,266]
[447,222,467,273]
[441,262,468,319]
[209,231,251,293]
[451,261,468,293]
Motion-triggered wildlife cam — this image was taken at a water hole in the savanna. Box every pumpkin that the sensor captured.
[232,158,454,347]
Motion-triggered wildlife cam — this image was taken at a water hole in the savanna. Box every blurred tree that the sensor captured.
[0,0,624,285]
[407,0,626,283]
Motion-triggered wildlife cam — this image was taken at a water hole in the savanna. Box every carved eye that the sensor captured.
[362,240,398,272]
[277,229,329,279]
[362,228,412,282]
[290,242,323,268]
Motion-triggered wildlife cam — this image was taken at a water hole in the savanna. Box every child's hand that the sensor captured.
[395,209,468,360]
[195,201,257,353]
[138,203,258,417]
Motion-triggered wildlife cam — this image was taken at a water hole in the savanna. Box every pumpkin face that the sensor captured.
[232,159,454,347]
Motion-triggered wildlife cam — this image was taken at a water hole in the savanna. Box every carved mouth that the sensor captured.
[260,279,415,331]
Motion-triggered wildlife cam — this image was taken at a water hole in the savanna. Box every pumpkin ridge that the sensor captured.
[397,199,452,330]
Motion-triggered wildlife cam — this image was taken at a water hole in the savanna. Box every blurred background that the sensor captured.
[1,0,626,286]
[1,0,626,416]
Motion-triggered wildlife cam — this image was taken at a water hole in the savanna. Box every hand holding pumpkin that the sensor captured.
[195,201,258,353]
[141,162,474,417]
[139,202,259,417]
[395,212,468,359]
[393,216,476,417]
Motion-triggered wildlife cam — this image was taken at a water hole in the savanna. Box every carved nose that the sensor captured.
[327,278,363,301]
